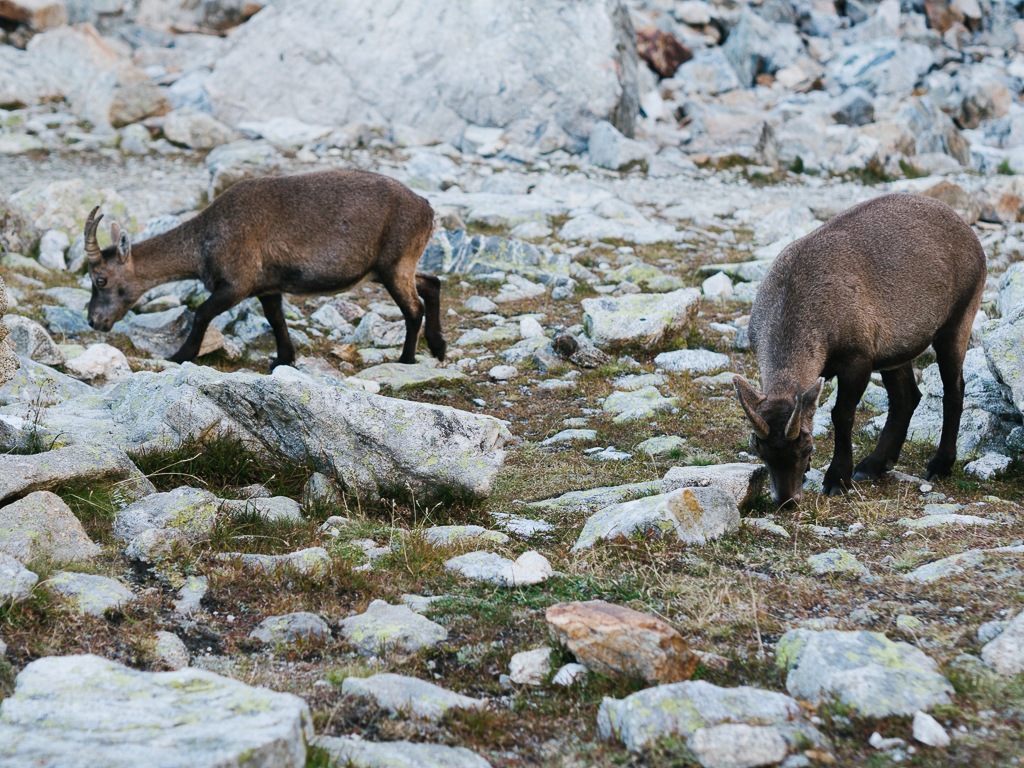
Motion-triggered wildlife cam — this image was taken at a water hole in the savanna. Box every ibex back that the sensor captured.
[733,193,986,508]
[83,169,446,368]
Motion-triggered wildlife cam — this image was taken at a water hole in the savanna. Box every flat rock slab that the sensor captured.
[422,525,510,547]
[654,349,731,374]
[341,673,487,721]
[528,481,660,515]
[338,600,448,656]
[572,487,739,551]
[900,545,1024,583]
[0,490,99,564]
[0,552,38,602]
[540,428,598,446]
[597,679,815,753]
[45,572,133,616]
[219,496,303,523]
[0,356,91,407]
[807,548,870,577]
[661,463,767,511]
[981,610,1024,676]
[898,513,995,529]
[113,487,219,563]
[0,444,153,506]
[546,600,698,684]
[688,723,790,768]
[445,550,552,587]
[222,547,331,577]
[635,435,687,457]
[776,629,954,717]
[581,289,701,351]
[602,386,679,423]
[353,363,467,390]
[314,736,493,768]
[27,364,510,502]
[0,654,311,768]
[249,612,331,645]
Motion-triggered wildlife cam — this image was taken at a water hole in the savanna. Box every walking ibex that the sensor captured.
[83,169,446,369]
[733,193,986,508]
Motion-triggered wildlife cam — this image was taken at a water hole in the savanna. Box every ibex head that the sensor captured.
[734,375,824,509]
[83,206,139,332]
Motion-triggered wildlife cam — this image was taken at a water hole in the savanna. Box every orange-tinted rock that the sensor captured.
[546,600,698,684]
[636,27,692,79]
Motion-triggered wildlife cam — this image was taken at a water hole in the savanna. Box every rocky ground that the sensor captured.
[2,0,1024,766]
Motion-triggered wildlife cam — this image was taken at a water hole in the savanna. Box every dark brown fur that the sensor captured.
[733,193,986,507]
[84,169,445,368]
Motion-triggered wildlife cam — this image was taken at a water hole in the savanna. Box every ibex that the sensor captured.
[83,169,446,368]
[733,193,986,508]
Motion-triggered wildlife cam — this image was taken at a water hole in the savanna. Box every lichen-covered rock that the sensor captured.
[5,177,135,247]
[528,481,660,515]
[62,343,132,386]
[26,364,510,501]
[0,553,38,603]
[0,491,99,564]
[572,487,739,551]
[602,386,680,423]
[422,525,509,547]
[4,315,65,366]
[338,600,448,656]
[45,571,133,616]
[249,612,331,645]
[0,444,152,506]
[302,471,343,510]
[219,496,302,523]
[444,550,552,587]
[0,654,312,767]
[0,355,92,407]
[775,629,954,716]
[113,486,219,562]
[688,723,791,768]
[546,601,698,684]
[582,288,701,351]
[806,548,870,578]
[904,549,987,583]
[341,673,487,721]
[981,610,1024,676]
[984,304,1024,417]
[353,362,467,390]
[654,349,731,374]
[597,680,816,753]
[152,631,190,670]
[661,463,767,511]
[223,547,331,577]
[314,736,493,768]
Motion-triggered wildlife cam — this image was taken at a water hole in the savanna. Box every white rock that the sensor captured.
[964,452,1013,480]
[0,552,38,603]
[519,317,545,338]
[702,271,733,299]
[509,647,551,685]
[981,610,1024,676]
[342,673,487,721]
[552,663,587,686]
[489,364,518,381]
[38,229,70,271]
[587,121,651,170]
[62,343,132,386]
[582,288,701,350]
[338,600,448,656]
[0,654,311,767]
[152,630,189,670]
[654,349,730,374]
[464,295,498,313]
[912,710,950,747]
[445,550,552,587]
[688,723,790,768]
[462,125,505,156]
[314,736,493,768]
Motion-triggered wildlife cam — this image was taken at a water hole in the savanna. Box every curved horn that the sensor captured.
[785,392,802,441]
[84,206,104,265]
[734,376,769,440]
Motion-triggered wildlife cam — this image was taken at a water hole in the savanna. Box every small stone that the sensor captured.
[0,491,99,564]
[45,572,133,616]
[219,496,303,523]
[38,230,70,271]
[342,673,487,720]
[964,452,1013,480]
[4,315,65,366]
[806,548,870,578]
[702,272,734,300]
[869,732,907,750]
[743,518,790,538]
[913,710,950,747]
[635,435,687,457]
[338,600,448,656]
[464,295,499,313]
[552,663,587,686]
[546,600,698,684]
[688,723,789,768]
[62,343,131,386]
[981,611,1024,676]
[444,550,552,587]
[519,317,545,338]
[400,594,446,614]
[488,364,518,381]
[509,648,551,685]
[540,429,598,446]
[225,547,331,578]
[654,349,731,374]
[0,552,38,603]
[977,620,1005,644]
[249,612,331,645]
[114,487,219,563]
[896,615,924,633]
[302,472,343,510]
[313,736,492,768]
[152,631,189,670]
[582,289,701,351]
[661,463,767,511]
[422,525,509,547]
[174,575,208,615]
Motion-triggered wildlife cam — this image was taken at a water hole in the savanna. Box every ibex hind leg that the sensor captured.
[822,359,873,496]
[416,273,446,362]
[259,293,296,371]
[853,362,921,481]
[926,318,973,480]
[381,272,424,365]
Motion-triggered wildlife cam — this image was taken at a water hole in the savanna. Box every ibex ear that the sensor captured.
[802,377,825,412]
[733,376,769,440]
[111,222,131,263]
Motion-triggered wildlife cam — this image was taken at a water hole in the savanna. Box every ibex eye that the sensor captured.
[95,277,107,287]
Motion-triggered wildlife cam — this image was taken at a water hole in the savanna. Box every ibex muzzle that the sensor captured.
[82,169,446,369]
[734,193,986,509]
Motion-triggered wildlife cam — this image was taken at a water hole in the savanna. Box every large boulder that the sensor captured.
[205,0,640,146]
[21,364,511,500]
[5,177,135,249]
[721,10,803,87]
[581,288,701,351]
[0,655,312,767]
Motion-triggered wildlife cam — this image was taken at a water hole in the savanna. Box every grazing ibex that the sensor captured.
[733,193,986,508]
[83,169,446,368]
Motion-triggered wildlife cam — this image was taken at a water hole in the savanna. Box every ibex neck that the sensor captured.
[131,227,202,292]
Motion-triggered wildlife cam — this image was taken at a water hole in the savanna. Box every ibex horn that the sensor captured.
[84,206,104,265]
[734,376,770,440]
[785,392,802,441]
